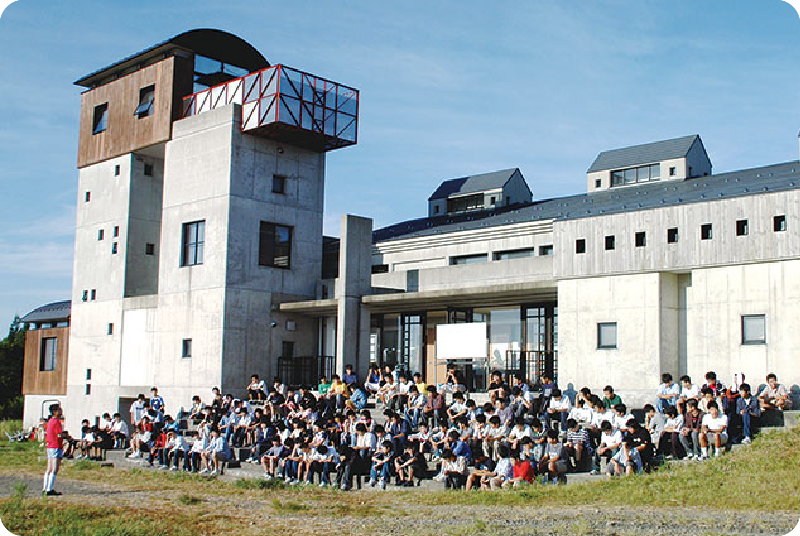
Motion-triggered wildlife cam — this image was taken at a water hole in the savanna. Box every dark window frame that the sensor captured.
[736,219,749,236]
[40,337,57,371]
[741,314,766,345]
[701,223,713,240]
[597,322,617,349]
[181,220,205,267]
[259,221,292,269]
[135,85,155,118]
[272,174,287,194]
[92,103,108,134]
[667,227,679,244]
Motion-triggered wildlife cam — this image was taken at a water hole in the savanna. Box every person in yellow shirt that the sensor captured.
[330,374,350,409]
[412,372,427,396]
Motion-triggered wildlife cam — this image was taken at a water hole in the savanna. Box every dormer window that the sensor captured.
[611,164,660,187]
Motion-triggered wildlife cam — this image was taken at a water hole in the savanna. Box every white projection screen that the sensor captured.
[435,322,487,360]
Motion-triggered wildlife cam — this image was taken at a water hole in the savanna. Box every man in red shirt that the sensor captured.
[43,403,69,496]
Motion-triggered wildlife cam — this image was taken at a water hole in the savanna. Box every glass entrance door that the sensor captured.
[523,304,558,386]
[400,313,425,377]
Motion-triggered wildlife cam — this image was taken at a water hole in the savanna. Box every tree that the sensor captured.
[0,315,26,418]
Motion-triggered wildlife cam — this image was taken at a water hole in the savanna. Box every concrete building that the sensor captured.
[21,29,800,431]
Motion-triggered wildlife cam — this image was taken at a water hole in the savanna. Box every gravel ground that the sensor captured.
[1,474,797,536]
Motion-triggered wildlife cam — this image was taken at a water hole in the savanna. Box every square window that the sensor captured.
[741,315,765,345]
[667,227,679,244]
[111,242,118,255]
[597,322,617,349]
[181,221,205,266]
[145,243,155,256]
[538,245,553,256]
[182,338,192,358]
[575,239,586,254]
[40,337,57,371]
[135,85,155,117]
[107,323,113,335]
[595,179,601,188]
[604,235,615,251]
[701,223,713,240]
[635,232,646,247]
[113,226,119,238]
[97,229,104,241]
[774,215,786,232]
[259,221,292,268]
[144,163,153,176]
[272,174,286,194]
[85,191,91,202]
[82,290,88,302]
[114,165,120,176]
[736,219,749,236]
[669,167,676,176]
[92,103,108,134]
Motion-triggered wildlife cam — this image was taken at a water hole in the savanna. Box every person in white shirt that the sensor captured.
[483,416,508,460]
[591,421,621,475]
[389,375,411,412]
[447,392,468,423]
[246,374,267,401]
[129,395,147,427]
[508,419,532,452]
[676,375,700,415]
[758,373,792,411]
[569,399,593,427]
[110,414,129,449]
[202,428,230,475]
[376,376,396,406]
[488,446,514,490]
[699,401,728,458]
[547,389,571,432]
[656,373,681,413]
[612,405,634,433]
[643,404,665,444]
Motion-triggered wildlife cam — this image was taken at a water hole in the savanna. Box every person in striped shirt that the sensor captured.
[564,418,589,471]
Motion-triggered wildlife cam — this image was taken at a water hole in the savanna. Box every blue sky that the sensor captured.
[0,0,799,325]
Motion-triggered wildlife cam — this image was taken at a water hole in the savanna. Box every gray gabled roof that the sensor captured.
[22,300,71,323]
[374,160,800,242]
[587,135,701,173]
[428,168,519,200]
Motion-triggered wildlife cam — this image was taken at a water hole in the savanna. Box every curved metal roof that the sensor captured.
[21,300,71,323]
[75,29,269,88]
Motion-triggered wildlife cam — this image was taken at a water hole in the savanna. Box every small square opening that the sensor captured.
[272,174,286,194]
[774,215,786,232]
[575,239,586,254]
[736,219,749,236]
[635,232,646,247]
[604,235,615,250]
[701,223,713,240]
[667,227,679,244]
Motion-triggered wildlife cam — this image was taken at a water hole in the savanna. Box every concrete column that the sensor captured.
[335,215,373,378]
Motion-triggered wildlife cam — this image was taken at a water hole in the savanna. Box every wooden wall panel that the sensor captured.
[22,327,69,395]
[77,56,193,168]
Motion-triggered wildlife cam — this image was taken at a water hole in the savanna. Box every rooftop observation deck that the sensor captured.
[180,64,358,152]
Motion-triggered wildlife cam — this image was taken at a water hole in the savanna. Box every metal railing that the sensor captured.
[181,64,358,151]
[504,350,557,386]
[276,355,335,388]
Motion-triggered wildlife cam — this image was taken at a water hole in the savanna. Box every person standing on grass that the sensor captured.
[43,403,70,496]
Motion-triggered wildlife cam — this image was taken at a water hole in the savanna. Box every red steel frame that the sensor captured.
[181,64,359,150]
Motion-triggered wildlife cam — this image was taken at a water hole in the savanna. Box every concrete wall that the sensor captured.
[125,154,163,297]
[554,189,800,278]
[685,260,800,393]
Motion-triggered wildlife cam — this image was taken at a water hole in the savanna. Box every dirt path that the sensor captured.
[1,473,797,536]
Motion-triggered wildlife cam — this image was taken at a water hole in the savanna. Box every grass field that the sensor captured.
[0,426,798,535]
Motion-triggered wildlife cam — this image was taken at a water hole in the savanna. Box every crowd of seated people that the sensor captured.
[53,367,793,488]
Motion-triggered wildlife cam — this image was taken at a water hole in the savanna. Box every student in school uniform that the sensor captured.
[737,383,761,444]
[758,373,792,412]
[679,399,703,460]
[657,406,684,459]
[591,421,621,475]
[546,389,571,432]
[699,401,728,459]
[538,430,568,485]
[655,373,680,413]
[607,437,642,477]
[676,375,700,415]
